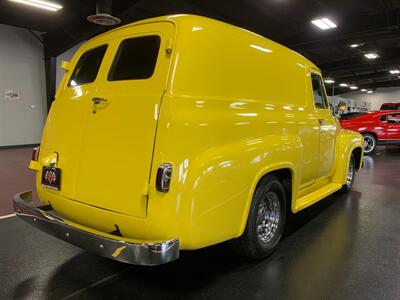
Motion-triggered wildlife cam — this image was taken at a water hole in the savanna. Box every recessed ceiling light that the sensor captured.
[364,52,379,59]
[367,91,373,94]
[311,18,337,30]
[389,69,400,74]
[350,44,361,48]
[361,89,367,92]
[8,0,62,11]
[350,86,358,90]
[339,83,348,87]
[324,79,335,84]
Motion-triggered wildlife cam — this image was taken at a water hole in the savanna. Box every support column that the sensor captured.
[44,56,56,113]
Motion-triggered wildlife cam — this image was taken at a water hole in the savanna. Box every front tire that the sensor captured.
[363,133,376,154]
[341,153,355,193]
[232,175,286,259]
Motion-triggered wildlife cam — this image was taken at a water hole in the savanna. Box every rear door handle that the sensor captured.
[92,97,108,105]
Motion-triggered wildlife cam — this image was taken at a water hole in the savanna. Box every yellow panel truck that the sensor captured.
[14,15,363,266]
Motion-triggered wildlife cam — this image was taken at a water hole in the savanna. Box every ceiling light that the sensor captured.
[367,91,373,94]
[389,69,400,74]
[8,0,62,11]
[364,52,379,59]
[311,18,337,30]
[339,83,348,87]
[361,89,367,92]
[350,44,361,48]
[324,79,335,84]
[350,86,358,90]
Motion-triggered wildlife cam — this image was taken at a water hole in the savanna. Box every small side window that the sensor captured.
[108,35,161,81]
[68,45,107,87]
[388,114,400,124]
[311,74,328,109]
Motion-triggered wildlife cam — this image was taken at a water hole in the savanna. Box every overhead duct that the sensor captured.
[87,0,121,26]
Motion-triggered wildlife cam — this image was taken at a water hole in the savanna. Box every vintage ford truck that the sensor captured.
[14,14,364,265]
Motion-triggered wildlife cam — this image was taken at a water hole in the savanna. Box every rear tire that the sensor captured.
[232,175,286,259]
[362,133,376,154]
[341,153,355,193]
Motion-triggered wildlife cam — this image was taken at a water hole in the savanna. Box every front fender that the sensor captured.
[331,129,364,185]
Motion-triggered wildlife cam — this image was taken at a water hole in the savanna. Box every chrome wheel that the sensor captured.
[256,191,280,244]
[346,157,355,188]
[364,135,375,154]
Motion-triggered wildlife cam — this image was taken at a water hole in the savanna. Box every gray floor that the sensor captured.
[1,146,400,300]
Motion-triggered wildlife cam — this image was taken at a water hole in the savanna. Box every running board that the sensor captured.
[294,183,342,213]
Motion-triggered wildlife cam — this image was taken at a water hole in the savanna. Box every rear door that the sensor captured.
[40,45,108,199]
[74,22,175,218]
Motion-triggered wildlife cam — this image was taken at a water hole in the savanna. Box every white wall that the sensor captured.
[0,24,47,146]
[341,87,400,111]
[56,43,82,90]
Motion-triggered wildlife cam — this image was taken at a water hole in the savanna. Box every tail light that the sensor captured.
[156,164,172,193]
[32,146,40,161]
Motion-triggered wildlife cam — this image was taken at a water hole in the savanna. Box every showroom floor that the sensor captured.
[1,146,399,300]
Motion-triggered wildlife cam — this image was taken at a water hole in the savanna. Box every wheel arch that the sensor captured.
[361,131,378,141]
[238,164,296,237]
[352,146,363,171]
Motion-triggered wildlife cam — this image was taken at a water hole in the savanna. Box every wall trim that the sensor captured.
[0,143,39,150]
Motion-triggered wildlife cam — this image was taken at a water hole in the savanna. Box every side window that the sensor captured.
[108,35,161,81]
[380,115,387,122]
[387,114,400,124]
[68,45,107,87]
[311,74,328,109]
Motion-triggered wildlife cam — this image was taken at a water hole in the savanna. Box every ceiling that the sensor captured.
[0,0,400,94]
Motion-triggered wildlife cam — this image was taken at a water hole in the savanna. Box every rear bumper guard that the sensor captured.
[13,191,179,266]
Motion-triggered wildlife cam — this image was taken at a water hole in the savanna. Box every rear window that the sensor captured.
[108,35,161,81]
[381,103,400,110]
[68,45,107,87]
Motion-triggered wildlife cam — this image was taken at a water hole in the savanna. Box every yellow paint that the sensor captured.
[112,246,127,257]
[29,160,41,171]
[31,15,364,251]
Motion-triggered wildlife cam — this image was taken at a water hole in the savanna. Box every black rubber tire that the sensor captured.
[231,175,286,259]
[362,133,376,155]
[340,153,355,193]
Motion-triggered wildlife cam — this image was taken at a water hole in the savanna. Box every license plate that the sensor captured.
[41,167,61,190]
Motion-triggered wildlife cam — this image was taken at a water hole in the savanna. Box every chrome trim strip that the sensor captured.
[13,191,179,266]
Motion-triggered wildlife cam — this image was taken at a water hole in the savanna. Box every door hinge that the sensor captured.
[142,183,150,196]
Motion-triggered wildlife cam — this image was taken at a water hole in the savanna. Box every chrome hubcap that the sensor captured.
[364,136,375,153]
[346,158,354,187]
[257,192,280,244]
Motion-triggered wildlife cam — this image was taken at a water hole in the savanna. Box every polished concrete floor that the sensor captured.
[1,146,400,299]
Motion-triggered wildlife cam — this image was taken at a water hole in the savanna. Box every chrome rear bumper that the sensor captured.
[13,191,179,266]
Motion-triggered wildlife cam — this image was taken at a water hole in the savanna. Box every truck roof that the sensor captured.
[82,14,319,71]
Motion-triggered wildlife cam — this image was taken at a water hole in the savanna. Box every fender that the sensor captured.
[331,129,364,185]
[169,134,302,249]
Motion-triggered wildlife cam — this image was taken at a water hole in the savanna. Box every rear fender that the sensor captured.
[174,134,301,249]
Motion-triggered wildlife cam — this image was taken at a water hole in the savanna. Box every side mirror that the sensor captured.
[60,60,70,72]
